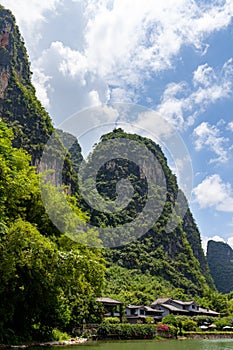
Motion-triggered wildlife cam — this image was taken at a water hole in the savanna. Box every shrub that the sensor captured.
[157,323,169,332]
[215,317,233,330]
[182,319,197,331]
[192,315,215,326]
[157,323,176,338]
[102,317,120,324]
[52,329,70,341]
[145,317,154,324]
[162,314,178,327]
[168,325,178,337]
[97,323,157,339]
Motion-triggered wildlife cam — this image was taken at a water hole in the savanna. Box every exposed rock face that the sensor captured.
[0,67,10,99]
[0,21,11,100]
[0,6,81,193]
[0,22,11,47]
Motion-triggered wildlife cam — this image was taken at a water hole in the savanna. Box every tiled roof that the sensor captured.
[96,297,123,304]
[198,307,220,316]
[172,299,195,306]
[160,303,189,313]
[126,305,144,309]
[151,298,171,306]
[144,306,163,313]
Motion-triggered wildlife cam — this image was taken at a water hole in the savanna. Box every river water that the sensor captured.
[53,339,233,350]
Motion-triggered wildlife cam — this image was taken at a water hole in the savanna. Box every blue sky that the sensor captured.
[2,0,233,251]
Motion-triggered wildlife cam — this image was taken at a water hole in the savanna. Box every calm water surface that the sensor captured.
[55,339,233,350]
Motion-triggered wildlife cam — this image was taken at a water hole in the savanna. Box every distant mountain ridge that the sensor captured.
[207,240,233,293]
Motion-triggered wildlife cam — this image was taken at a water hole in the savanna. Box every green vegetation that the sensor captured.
[0,121,105,343]
[207,240,233,293]
[1,4,233,345]
[84,129,213,295]
[97,323,158,339]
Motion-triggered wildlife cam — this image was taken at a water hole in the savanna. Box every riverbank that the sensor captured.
[2,331,233,348]
[0,338,88,349]
[185,332,233,339]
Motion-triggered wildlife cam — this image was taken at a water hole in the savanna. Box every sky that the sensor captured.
[2,0,233,251]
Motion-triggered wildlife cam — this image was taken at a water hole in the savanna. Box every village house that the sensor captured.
[96,297,220,323]
[150,298,220,317]
[125,305,163,324]
[96,297,124,321]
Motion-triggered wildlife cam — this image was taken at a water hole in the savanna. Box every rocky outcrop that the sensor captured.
[207,240,233,293]
[0,67,9,99]
[0,22,11,47]
[0,21,11,100]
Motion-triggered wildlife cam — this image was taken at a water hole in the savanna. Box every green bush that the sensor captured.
[102,317,120,324]
[145,316,154,324]
[182,319,197,331]
[52,329,70,341]
[97,323,157,339]
[162,314,178,327]
[192,315,215,326]
[215,317,233,330]
[168,325,178,336]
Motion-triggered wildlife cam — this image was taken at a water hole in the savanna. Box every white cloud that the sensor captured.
[193,174,233,212]
[227,236,233,248]
[155,60,233,130]
[202,234,233,252]
[32,41,111,122]
[228,121,233,131]
[1,0,61,26]
[31,67,52,108]
[73,0,233,92]
[3,1,233,122]
[193,121,229,163]
[193,64,217,87]
[1,0,62,49]
[51,42,88,80]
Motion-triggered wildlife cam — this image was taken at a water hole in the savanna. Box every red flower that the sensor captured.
[157,324,169,332]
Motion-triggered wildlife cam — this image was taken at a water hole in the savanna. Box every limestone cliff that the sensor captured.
[0,5,80,190]
[0,14,12,99]
[207,240,233,293]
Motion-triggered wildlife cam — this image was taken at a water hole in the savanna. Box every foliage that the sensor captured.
[207,240,233,294]
[0,121,106,342]
[52,329,70,341]
[162,314,178,327]
[102,317,120,324]
[195,287,228,314]
[97,323,157,339]
[215,317,233,330]
[0,4,228,344]
[145,317,154,324]
[103,265,176,305]
[192,315,215,326]
[181,319,197,331]
[86,129,213,295]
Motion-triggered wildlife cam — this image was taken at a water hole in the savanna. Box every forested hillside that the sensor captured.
[0,6,105,342]
[207,240,233,294]
[79,129,214,296]
[0,4,225,344]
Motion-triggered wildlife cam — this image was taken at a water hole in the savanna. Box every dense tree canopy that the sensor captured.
[0,121,105,342]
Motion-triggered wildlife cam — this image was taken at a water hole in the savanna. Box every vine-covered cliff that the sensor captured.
[0,7,216,342]
[207,240,233,293]
[80,129,214,295]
